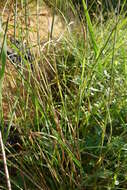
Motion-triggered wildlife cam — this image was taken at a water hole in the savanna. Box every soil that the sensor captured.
[0,1,65,121]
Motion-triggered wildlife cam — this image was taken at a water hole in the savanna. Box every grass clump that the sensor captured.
[1,0,127,190]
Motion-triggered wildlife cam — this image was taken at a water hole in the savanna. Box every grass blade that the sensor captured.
[82,0,98,57]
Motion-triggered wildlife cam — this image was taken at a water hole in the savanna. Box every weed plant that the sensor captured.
[0,0,127,190]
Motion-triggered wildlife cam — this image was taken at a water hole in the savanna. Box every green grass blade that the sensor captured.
[0,21,7,124]
[82,0,98,57]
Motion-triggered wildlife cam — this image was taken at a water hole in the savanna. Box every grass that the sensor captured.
[0,0,127,189]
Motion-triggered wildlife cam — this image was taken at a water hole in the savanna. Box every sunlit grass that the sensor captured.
[1,0,127,190]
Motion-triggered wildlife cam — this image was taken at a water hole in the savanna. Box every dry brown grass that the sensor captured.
[1,0,64,120]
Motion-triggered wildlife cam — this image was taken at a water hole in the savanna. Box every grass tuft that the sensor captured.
[1,0,127,189]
